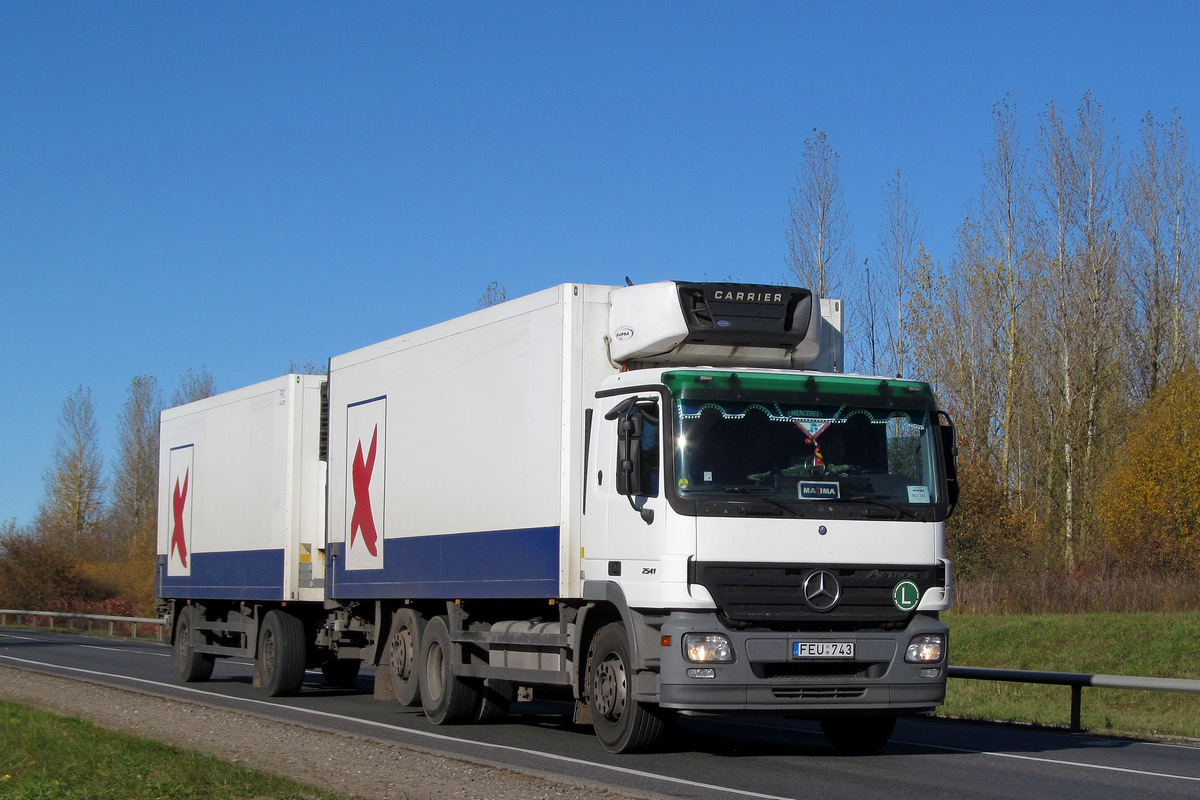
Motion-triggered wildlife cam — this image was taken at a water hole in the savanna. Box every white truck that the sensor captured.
[158,281,958,754]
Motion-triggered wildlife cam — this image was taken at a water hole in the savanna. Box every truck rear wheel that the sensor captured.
[587,622,668,753]
[172,605,215,683]
[386,608,425,706]
[419,615,481,724]
[255,609,306,697]
[820,714,897,754]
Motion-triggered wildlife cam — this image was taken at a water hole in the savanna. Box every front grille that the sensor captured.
[772,686,866,700]
[690,562,938,625]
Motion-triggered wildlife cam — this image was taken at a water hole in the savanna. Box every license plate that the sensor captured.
[792,641,855,659]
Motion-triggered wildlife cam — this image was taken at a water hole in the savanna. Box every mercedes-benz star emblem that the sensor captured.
[803,569,841,612]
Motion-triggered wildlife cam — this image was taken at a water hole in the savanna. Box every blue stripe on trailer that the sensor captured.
[156,550,285,601]
[330,526,560,599]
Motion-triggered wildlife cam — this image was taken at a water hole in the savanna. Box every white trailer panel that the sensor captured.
[156,374,327,602]
[326,284,617,600]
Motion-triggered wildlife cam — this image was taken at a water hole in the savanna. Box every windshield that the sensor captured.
[664,370,943,516]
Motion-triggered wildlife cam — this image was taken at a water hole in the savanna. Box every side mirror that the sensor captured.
[616,411,645,496]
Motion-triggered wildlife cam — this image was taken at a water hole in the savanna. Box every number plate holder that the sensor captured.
[792,641,856,659]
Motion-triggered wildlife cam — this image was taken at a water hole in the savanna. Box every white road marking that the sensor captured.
[2,652,1198,791]
[0,653,805,799]
[80,644,170,657]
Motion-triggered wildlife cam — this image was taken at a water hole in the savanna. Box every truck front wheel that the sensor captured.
[172,605,215,683]
[254,609,306,697]
[587,623,668,753]
[419,616,481,724]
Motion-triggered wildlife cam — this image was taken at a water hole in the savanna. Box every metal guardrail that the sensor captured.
[948,665,1200,732]
[0,609,166,642]
[2,610,1195,734]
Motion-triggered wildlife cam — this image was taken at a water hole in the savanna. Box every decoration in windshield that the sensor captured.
[673,397,937,508]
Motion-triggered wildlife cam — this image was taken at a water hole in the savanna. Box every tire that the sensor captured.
[321,658,362,688]
[474,678,516,722]
[587,622,668,753]
[255,609,307,697]
[172,605,215,683]
[419,616,481,724]
[386,608,426,706]
[820,714,897,754]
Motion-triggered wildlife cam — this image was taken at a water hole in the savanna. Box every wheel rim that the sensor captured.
[262,629,276,678]
[390,626,414,683]
[425,640,446,703]
[177,619,191,661]
[594,653,627,721]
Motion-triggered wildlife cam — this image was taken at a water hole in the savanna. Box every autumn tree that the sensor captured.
[1096,369,1200,572]
[111,375,161,556]
[37,386,107,552]
[0,532,109,611]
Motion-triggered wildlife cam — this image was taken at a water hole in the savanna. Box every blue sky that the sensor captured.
[2,1,1198,527]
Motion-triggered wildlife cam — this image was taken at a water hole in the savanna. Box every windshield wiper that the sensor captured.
[824,496,923,521]
[723,487,806,518]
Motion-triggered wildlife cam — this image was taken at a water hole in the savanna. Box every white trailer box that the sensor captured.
[157,374,327,602]
[325,283,618,600]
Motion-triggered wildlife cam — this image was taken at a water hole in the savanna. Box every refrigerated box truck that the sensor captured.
[158,280,958,753]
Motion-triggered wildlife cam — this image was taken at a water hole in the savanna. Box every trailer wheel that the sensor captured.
[820,714,897,754]
[419,616,480,724]
[321,658,362,688]
[172,605,215,683]
[255,609,306,697]
[386,608,426,706]
[587,623,667,753]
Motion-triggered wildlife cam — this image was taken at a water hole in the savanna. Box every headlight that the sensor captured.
[905,633,945,663]
[682,633,734,663]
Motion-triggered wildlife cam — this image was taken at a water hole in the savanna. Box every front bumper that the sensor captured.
[657,612,947,712]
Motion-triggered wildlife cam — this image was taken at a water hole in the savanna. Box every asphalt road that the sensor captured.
[2,626,1198,800]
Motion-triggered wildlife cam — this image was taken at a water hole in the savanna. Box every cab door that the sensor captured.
[581,394,664,588]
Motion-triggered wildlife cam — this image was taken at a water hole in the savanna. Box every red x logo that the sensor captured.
[171,470,189,568]
[350,425,380,557]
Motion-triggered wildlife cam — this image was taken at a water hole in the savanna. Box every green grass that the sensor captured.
[0,700,346,800]
[944,611,1200,738]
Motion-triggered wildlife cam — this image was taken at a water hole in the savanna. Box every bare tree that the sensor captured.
[786,129,855,300]
[857,258,882,375]
[288,359,326,375]
[877,171,924,377]
[979,99,1037,498]
[477,282,508,309]
[171,367,215,407]
[1034,93,1126,571]
[38,386,107,549]
[1125,110,1199,400]
[112,375,162,556]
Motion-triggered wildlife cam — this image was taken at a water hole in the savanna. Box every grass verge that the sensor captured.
[943,611,1200,738]
[0,699,346,800]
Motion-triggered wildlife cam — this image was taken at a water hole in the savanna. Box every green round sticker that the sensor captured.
[892,580,921,611]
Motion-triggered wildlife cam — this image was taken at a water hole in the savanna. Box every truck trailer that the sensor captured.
[157,280,958,754]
